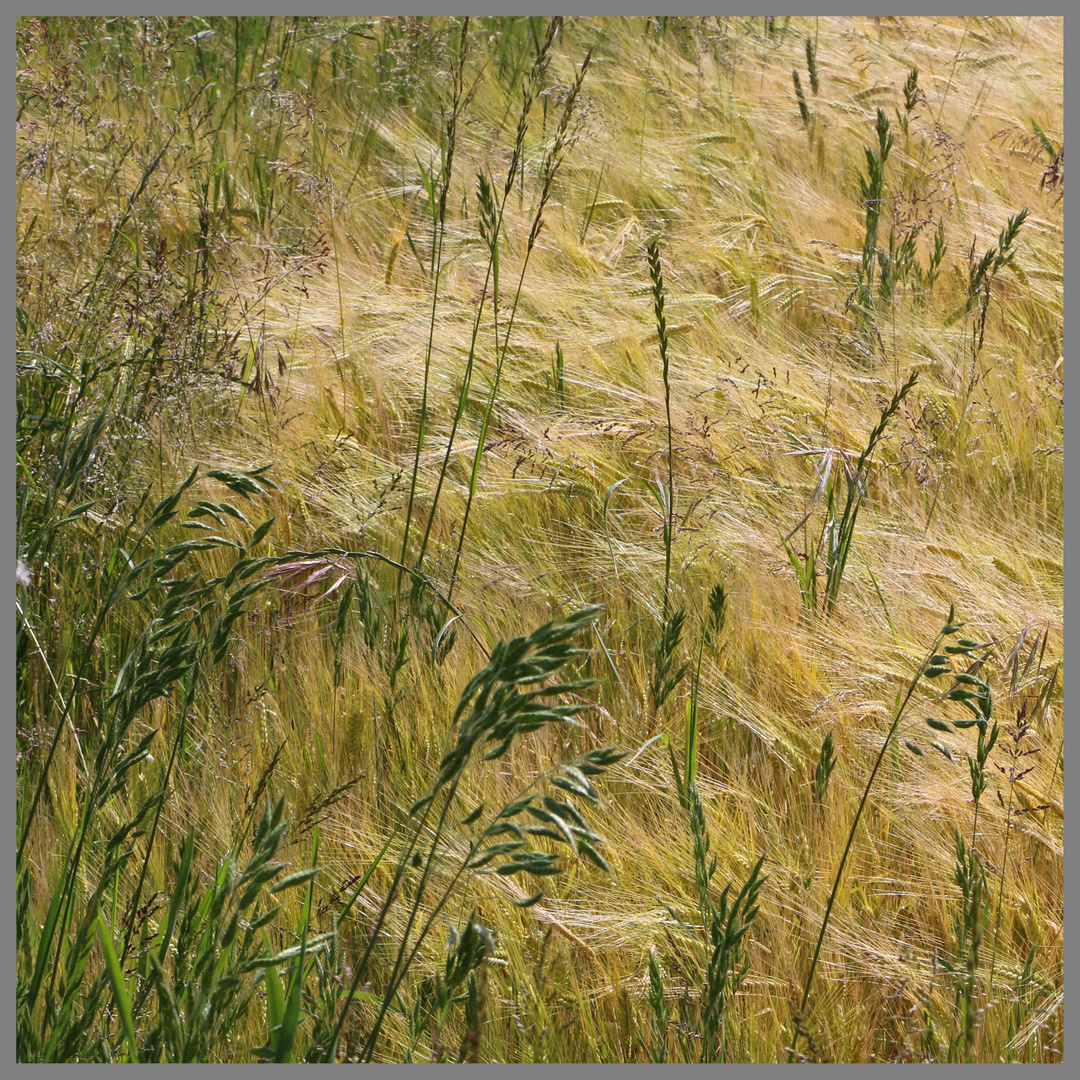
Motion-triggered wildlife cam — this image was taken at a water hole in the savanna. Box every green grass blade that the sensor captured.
[25,853,71,1018]
[276,824,318,1062]
[98,912,138,1063]
[261,931,286,1057]
[158,829,195,963]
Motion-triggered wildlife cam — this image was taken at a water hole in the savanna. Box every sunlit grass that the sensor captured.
[17,15,1061,1063]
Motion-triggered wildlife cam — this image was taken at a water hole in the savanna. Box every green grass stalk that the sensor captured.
[789,605,968,1061]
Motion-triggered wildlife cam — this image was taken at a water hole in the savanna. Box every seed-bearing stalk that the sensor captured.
[789,605,968,1061]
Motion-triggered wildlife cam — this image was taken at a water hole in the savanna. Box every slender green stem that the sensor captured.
[988,785,1014,992]
[446,246,526,603]
[646,240,675,620]
[119,676,196,966]
[686,622,707,793]
[447,48,591,603]
[397,187,449,588]
[323,786,443,1059]
[359,775,468,1061]
[789,623,949,1060]
[415,22,560,579]
[398,21,469,590]
[17,487,152,862]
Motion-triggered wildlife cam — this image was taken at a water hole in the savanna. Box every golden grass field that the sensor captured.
[16,16,1061,1062]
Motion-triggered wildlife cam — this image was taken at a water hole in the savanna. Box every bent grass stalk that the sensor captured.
[321,604,626,1062]
[414,18,561,584]
[446,45,591,602]
[18,466,285,1056]
[822,370,917,616]
[783,370,917,618]
[397,17,471,590]
[656,781,767,1063]
[789,605,968,1061]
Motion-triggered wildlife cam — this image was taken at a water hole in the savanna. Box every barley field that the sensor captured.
[15,16,1062,1063]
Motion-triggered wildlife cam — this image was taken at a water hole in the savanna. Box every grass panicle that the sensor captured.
[655,782,767,1063]
[784,370,918,617]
